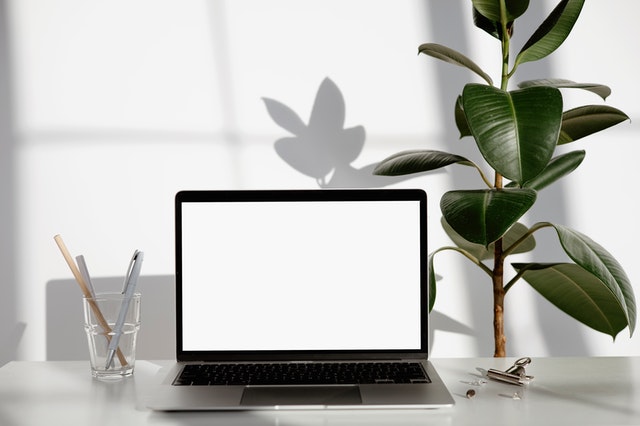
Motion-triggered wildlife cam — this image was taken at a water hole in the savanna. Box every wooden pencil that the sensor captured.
[53,234,128,367]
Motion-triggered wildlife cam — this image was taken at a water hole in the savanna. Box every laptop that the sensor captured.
[148,188,454,410]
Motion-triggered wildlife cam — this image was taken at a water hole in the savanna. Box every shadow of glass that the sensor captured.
[45,275,175,361]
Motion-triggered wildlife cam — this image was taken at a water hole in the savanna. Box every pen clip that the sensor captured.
[122,250,141,293]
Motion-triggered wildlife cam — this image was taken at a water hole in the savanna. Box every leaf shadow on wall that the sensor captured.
[263,77,422,188]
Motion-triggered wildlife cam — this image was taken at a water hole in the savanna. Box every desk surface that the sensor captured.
[1,357,639,426]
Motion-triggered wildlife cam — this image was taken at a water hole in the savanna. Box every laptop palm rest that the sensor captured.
[240,386,362,407]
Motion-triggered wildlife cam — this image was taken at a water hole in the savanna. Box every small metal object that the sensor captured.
[487,357,534,386]
[466,389,476,398]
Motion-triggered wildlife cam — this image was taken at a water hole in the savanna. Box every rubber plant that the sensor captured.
[374,0,636,357]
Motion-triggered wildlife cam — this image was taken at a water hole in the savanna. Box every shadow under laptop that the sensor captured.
[46,275,175,361]
[148,408,453,425]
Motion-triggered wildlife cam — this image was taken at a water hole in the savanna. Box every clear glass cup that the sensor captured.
[83,292,141,379]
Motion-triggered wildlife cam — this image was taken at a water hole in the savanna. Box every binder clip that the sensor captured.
[487,357,534,386]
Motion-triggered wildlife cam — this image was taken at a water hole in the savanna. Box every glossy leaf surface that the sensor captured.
[513,263,631,338]
[418,43,493,85]
[518,79,611,100]
[373,150,473,176]
[462,84,562,184]
[515,0,585,67]
[428,251,437,312]
[473,7,500,39]
[443,218,535,261]
[545,224,636,335]
[558,106,630,145]
[441,189,536,246]
[454,96,472,138]
[507,150,585,190]
[472,0,529,22]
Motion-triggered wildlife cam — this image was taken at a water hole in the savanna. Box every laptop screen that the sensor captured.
[175,189,428,360]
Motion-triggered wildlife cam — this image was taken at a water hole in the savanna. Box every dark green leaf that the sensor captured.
[515,0,585,67]
[518,79,611,100]
[472,0,530,22]
[443,217,535,260]
[558,106,630,145]
[428,251,437,311]
[473,6,500,39]
[440,189,536,246]
[507,150,585,190]
[454,96,472,138]
[545,223,636,335]
[462,84,562,184]
[373,150,473,176]
[418,43,493,86]
[513,263,632,338]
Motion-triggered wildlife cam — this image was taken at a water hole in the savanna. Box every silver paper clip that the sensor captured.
[487,357,534,386]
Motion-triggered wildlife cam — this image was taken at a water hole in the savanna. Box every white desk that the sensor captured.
[1,357,639,425]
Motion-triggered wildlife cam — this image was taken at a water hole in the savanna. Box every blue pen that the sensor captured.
[105,250,143,369]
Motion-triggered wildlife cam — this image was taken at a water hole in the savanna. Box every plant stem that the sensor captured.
[491,0,511,358]
[492,238,507,357]
[499,0,510,92]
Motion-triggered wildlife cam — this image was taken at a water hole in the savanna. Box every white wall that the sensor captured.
[1,0,639,363]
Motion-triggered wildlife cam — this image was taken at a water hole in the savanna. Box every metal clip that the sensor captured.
[487,357,534,386]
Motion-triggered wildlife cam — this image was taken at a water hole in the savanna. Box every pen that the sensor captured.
[76,255,96,298]
[105,250,143,369]
[121,250,139,293]
[54,234,128,366]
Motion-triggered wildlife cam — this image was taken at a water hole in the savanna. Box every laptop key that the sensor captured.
[174,362,431,386]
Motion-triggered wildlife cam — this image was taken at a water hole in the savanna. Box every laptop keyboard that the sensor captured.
[174,362,431,386]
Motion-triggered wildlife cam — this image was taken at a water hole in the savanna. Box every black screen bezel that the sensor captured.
[174,188,428,362]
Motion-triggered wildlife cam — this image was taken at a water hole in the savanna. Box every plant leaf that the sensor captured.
[462,83,562,184]
[418,43,493,86]
[515,0,585,67]
[472,0,530,22]
[518,79,611,100]
[373,150,474,176]
[428,251,437,312]
[473,6,500,39]
[454,96,472,138]
[441,189,537,246]
[542,223,636,335]
[507,150,585,190]
[558,106,630,145]
[443,217,535,260]
[512,263,632,338]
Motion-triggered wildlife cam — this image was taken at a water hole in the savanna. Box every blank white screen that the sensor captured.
[180,200,422,351]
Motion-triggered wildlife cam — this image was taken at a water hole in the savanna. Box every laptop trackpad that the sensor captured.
[241,386,362,407]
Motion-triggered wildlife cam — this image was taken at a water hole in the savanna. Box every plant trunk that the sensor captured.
[493,238,506,357]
